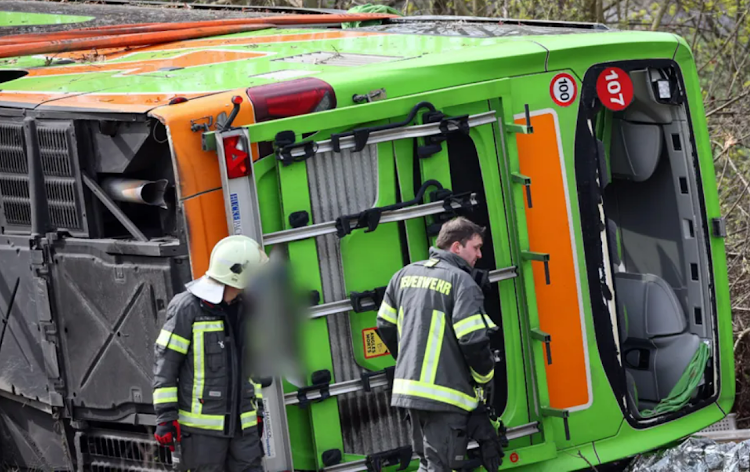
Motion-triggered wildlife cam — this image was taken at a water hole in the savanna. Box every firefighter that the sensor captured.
[376,216,498,472]
[152,235,269,472]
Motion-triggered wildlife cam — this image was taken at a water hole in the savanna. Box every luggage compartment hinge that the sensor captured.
[31,239,65,405]
[712,217,727,237]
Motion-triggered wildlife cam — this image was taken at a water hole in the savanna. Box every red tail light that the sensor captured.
[246,78,336,122]
[223,135,250,179]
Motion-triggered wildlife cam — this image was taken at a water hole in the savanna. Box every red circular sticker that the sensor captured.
[596,67,634,111]
[550,73,578,107]
[510,452,519,463]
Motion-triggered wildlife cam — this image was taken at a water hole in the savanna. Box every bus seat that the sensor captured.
[614,272,701,405]
[610,119,663,182]
[615,272,685,339]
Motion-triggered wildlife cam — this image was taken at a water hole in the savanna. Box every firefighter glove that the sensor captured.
[154,420,181,451]
[466,404,504,472]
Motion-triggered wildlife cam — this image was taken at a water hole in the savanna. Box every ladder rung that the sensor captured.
[309,266,517,319]
[283,111,498,159]
[284,372,389,406]
[264,193,478,246]
[321,421,540,472]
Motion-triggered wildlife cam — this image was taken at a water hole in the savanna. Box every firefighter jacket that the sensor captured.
[152,291,261,437]
[376,247,497,414]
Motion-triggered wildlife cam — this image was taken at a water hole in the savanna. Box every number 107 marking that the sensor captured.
[604,70,626,106]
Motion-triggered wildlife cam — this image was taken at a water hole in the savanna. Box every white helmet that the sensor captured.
[186,235,268,303]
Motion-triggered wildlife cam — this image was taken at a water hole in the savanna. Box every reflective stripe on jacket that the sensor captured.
[376,247,497,413]
[152,291,259,437]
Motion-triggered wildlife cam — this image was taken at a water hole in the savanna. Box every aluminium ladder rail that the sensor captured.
[280,111,498,159]
[309,266,518,319]
[322,421,541,472]
[263,193,479,246]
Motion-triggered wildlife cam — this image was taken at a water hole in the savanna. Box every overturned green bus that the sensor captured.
[0,6,733,471]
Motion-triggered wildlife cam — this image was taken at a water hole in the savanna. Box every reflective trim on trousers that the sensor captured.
[393,379,478,411]
[178,410,225,431]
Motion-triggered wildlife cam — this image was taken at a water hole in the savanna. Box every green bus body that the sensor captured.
[0,14,732,472]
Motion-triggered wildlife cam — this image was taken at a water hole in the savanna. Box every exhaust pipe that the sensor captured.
[101,178,169,209]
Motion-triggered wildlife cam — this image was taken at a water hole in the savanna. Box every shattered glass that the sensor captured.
[626,437,750,472]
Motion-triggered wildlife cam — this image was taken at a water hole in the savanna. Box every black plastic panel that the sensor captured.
[0,238,51,403]
[0,396,70,470]
[52,251,175,413]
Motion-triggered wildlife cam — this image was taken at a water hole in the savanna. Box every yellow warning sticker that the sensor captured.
[363,328,389,359]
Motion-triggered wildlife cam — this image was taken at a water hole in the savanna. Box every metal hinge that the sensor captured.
[712,217,727,237]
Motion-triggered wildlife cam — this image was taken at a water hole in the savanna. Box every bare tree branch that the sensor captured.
[707,89,750,117]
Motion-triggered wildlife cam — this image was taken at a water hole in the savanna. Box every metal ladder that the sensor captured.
[213,108,510,472]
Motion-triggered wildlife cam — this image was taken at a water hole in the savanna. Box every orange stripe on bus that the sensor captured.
[0,91,210,112]
[46,30,381,63]
[133,30,381,54]
[515,110,590,411]
[25,50,267,77]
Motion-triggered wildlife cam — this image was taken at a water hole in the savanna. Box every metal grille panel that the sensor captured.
[76,431,171,472]
[0,122,26,173]
[38,126,73,176]
[307,144,411,455]
[0,121,30,228]
[37,122,84,232]
[0,118,85,233]
[0,195,31,225]
[45,179,80,228]
[0,174,30,198]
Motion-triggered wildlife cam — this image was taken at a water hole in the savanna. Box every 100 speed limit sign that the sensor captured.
[550,73,578,107]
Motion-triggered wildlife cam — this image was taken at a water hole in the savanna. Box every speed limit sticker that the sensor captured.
[550,73,578,107]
